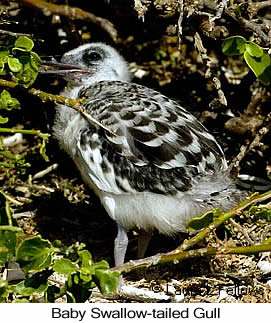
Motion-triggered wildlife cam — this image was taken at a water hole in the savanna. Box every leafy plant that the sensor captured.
[245,205,271,222]
[0,36,41,88]
[0,35,118,303]
[222,36,271,85]
[0,90,20,124]
[0,195,119,303]
[0,36,49,174]
[186,208,222,232]
[0,35,41,124]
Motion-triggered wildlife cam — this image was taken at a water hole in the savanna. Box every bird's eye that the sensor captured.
[83,51,102,63]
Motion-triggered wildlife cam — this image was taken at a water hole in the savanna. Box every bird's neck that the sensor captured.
[60,84,84,99]
[61,72,127,100]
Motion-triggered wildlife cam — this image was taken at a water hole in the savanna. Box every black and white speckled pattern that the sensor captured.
[53,43,243,237]
[76,80,227,195]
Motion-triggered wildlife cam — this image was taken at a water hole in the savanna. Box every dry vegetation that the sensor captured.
[0,0,271,302]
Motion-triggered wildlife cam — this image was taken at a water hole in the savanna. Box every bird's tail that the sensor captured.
[190,170,248,212]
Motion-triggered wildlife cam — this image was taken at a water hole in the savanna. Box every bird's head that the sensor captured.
[41,42,131,86]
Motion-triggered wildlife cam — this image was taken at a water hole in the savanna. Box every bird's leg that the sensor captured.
[114,223,128,290]
[137,230,152,259]
[114,223,128,266]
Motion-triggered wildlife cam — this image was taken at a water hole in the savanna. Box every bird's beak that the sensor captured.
[40,61,90,75]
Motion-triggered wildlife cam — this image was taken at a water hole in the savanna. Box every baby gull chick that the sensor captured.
[43,43,243,267]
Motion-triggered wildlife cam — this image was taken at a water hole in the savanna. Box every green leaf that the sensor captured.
[78,249,94,281]
[0,279,9,301]
[0,66,7,75]
[11,271,49,296]
[187,209,222,232]
[14,56,39,88]
[245,42,263,58]
[244,51,270,76]
[92,260,110,270]
[66,273,92,302]
[79,266,94,282]
[93,269,120,295]
[52,240,62,248]
[8,57,23,72]
[46,285,61,303]
[0,230,17,264]
[92,259,119,294]
[78,249,92,268]
[0,115,8,124]
[30,51,42,72]
[222,36,246,56]
[258,64,271,86]
[0,47,9,62]
[16,235,54,273]
[244,51,271,85]
[53,258,77,275]
[0,90,20,110]
[256,208,271,221]
[14,36,34,52]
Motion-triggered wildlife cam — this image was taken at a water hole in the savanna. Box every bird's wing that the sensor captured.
[79,81,227,174]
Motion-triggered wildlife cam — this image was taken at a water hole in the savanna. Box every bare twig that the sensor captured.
[250,0,271,12]
[194,32,227,107]
[224,82,270,137]
[228,118,271,175]
[113,241,271,275]
[225,6,271,45]
[12,211,35,219]
[0,29,33,37]
[198,1,271,45]
[32,163,58,180]
[177,0,184,46]
[210,0,227,22]
[0,190,24,206]
[119,285,171,302]
[229,218,254,244]
[18,0,118,42]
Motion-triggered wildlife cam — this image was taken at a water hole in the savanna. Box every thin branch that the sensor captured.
[228,118,271,175]
[252,0,271,12]
[175,190,271,252]
[194,32,227,107]
[113,241,271,275]
[0,190,24,206]
[18,0,118,42]
[225,6,271,45]
[177,0,184,46]
[0,29,33,37]
[200,1,271,45]
[32,163,58,180]
[0,126,49,139]
[0,78,117,137]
